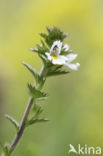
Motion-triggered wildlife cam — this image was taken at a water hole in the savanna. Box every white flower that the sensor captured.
[63,44,69,51]
[50,41,62,55]
[45,41,80,70]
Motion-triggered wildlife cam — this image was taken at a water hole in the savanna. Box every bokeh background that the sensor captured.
[0,0,103,155]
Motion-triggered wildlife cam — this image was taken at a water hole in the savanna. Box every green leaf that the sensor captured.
[28,84,48,99]
[30,40,49,55]
[29,104,44,126]
[22,62,40,82]
[38,54,47,65]
[40,26,68,47]
[47,68,69,77]
[30,27,68,57]
[4,143,11,156]
[5,114,19,131]
[60,48,69,55]
[0,143,11,156]
[32,104,43,118]
[26,118,49,127]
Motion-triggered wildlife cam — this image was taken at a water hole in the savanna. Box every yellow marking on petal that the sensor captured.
[51,55,58,59]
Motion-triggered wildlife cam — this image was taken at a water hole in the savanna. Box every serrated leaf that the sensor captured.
[47,69,69,77]
[28,84,48,99]
[30,41,49,55]
[38,54,53,68]
[36,96,48,101]
[26,118,49,127]
[40,26,68,47]
[5,114,19,131]
[29,47,39,53]
[32,104,43,118]
[38,54,47,65]
[22,62,40,82]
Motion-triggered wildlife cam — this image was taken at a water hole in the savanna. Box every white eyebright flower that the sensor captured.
[45,41,80,70]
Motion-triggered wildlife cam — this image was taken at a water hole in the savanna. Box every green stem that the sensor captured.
[10,97,34,153]
[38,66,47,90]
[8,66,47,155]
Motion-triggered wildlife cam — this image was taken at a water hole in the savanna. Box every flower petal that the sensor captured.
[67,53,78,63]
[52,58,63,65]
[59,55,68,62]
[45,52,52,61]
[52,56,67,65]
[65,62,80,70]
[50,41,62,56]
[46,53,69,65]
[46,52,64,65]
[63,44,69,51]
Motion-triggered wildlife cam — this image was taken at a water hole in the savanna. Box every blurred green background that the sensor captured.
[0,0,103,155]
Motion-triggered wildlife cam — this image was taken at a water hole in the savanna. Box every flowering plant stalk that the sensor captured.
[1,26,80,156]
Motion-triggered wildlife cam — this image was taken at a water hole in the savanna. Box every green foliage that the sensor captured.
[30,40,49,55]
[5,114,19,131]
[30,26,69,65]
[0,143,5,155]
[3,26,70,155]
[32,104,43,118]
[28,26,70,79]
[60,48,69,55]
[47,69,69,77]
[28,84,48,100]
[0,143,11,156]
[26,118,49,127]
[22,62,40,82]
[46,65,69,77]
[38,54,50,66]
[4,144,11,156]
[40,26,68,47]
[26,104,49,127]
